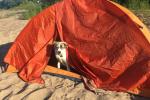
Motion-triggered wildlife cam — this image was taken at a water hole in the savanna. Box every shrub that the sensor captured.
[17,0,60,20]
[114,0,150,10]
[18,1,42,20]
[0,0,22,9]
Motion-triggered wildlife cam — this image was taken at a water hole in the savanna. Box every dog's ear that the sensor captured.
[53,41,57,45]
[63,42,68,48]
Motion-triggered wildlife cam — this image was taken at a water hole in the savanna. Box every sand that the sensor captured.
[0,73,132,100]
[0,9,150,100]
[0,72,149,100]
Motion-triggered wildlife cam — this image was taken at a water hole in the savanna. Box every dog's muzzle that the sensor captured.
[57,51,63,57]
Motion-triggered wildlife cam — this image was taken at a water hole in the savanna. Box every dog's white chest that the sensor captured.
[55,50,67,65]
[54,42,70,71]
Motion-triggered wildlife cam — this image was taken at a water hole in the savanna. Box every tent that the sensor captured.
[4,0,150,97]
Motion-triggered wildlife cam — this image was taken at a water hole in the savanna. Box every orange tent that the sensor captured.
[4,0,150,97]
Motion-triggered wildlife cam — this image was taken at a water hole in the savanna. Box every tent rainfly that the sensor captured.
[4,0,150,97]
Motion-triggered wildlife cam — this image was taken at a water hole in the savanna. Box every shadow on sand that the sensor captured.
[130,94,150,100]
[0,42,12,67]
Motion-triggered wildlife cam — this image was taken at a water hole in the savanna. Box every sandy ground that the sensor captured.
[0,9,150,100]
[0,9,28,44]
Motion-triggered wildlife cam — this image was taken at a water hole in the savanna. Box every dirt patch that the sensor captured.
[0,9,28,44]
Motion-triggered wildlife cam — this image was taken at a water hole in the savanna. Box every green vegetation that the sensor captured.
[0,0,22,9]
[12,0,60,20]
[16,1,42,20]
[18,0,150,19]
[114,0,150,10]
[0,0,150,20]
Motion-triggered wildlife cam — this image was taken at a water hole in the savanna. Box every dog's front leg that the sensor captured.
[66,64,70,71]
[57,62,61,69]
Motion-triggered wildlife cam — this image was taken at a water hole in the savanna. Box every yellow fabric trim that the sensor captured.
[109,1,150,44]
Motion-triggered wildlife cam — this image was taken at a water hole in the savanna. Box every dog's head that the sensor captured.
[54,41,68,56]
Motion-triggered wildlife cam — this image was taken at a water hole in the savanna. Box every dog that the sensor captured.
[53,41,70,71]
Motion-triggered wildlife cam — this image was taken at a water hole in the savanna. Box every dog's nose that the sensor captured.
[57,51,61,54]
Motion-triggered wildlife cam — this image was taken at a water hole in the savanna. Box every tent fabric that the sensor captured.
[4,0,150,97]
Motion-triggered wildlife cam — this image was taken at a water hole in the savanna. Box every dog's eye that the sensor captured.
[60,45,63,48]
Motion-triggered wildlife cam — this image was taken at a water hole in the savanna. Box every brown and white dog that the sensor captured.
[53,41,70,71]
